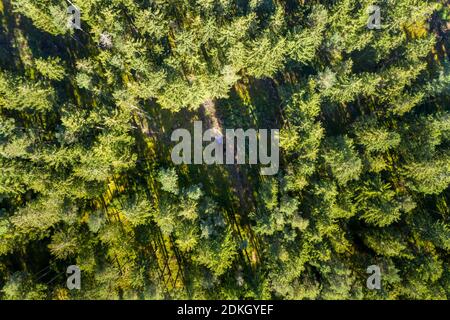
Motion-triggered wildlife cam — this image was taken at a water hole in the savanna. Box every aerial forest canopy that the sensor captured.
[0,0,449,300]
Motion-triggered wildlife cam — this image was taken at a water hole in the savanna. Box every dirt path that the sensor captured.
[199,99,255,213]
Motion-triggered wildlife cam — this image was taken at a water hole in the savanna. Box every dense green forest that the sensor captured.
[0,0,449,300]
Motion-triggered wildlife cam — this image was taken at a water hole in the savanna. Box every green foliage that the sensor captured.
[157,168,179,195]
[0,0,449,301]
[34,57,66,81]
[323,136,363,186]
